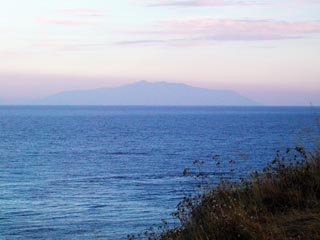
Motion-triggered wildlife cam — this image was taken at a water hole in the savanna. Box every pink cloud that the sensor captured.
[296,0,320,3]
[116,39,168,45]
[117,19,320,46]
[36,40,109,52]
[38,17,104,26]
[60,8,105,17]
[141,0,265,7]
[137,0,320,7]
[132,19,320,42]
[164,19,320,36]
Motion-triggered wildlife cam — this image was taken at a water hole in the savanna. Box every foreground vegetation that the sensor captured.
[129,143,320,239]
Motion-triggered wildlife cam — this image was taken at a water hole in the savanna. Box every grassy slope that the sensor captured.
[163,147,320,240]
[130,146,320,240]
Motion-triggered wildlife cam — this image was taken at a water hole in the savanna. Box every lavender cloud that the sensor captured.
[59,8,105,17]
[122,19,320,45]
[140,0,266,7]
[38,17,104,26]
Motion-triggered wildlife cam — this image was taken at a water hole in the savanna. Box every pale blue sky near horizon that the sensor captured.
[0,0,320,105]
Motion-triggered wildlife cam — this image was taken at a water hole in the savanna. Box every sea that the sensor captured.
[0,106,319,240]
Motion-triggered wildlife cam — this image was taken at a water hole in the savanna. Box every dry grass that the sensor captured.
[129,144,320,240]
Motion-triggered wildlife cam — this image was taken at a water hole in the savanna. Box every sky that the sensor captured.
[0,0,320,105]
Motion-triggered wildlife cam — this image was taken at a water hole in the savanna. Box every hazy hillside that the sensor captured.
[37,81,260,106]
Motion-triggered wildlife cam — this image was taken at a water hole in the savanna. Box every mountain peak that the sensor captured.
[38,81,260,106]
[131,80,189,88]
[135,80,150,84]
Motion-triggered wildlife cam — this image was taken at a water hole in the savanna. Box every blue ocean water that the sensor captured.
[0,106,319,239]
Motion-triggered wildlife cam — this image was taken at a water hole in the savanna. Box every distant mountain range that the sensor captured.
[32,81,259,106]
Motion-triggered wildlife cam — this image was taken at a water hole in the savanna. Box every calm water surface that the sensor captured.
[0,106,319,239]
